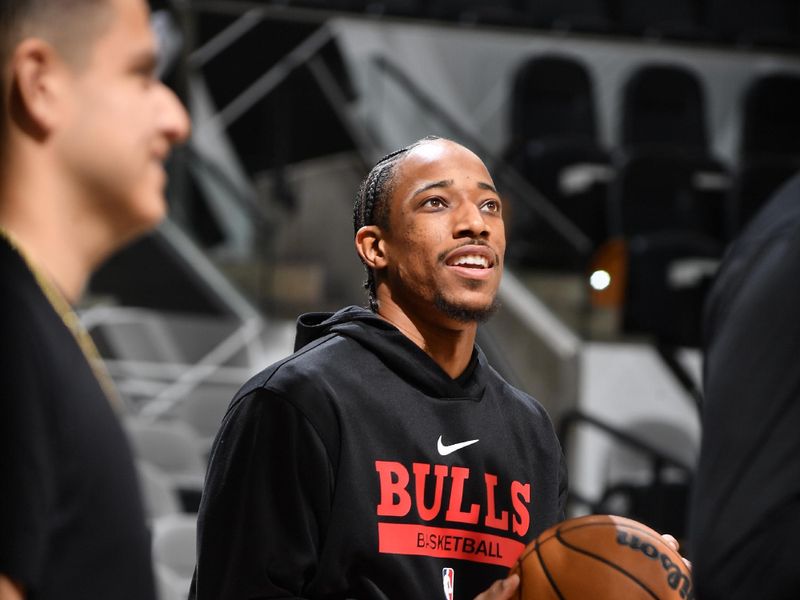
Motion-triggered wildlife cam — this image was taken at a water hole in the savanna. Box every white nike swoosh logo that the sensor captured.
[437,435,479,456]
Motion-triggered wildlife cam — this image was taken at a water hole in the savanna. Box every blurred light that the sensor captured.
[589,269,611,291]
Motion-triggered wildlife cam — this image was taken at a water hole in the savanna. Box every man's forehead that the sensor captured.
[398,140,493,183]
[406,139,480,162]
[99,0,151,40]
[87,0,155,58]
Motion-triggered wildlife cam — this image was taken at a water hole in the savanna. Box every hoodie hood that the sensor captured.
[295,306,486,401]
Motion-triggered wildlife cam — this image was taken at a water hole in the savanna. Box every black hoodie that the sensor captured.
[192,306,566,600]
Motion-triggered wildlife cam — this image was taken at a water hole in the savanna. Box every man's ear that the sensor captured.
[355,225,388,270]
[9,38,68,138]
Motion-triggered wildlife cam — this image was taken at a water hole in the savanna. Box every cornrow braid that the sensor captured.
[353,136,442,312]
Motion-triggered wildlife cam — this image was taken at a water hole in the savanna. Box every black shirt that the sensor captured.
[0,236,156,599]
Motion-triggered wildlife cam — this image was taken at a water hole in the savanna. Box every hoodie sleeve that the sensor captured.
[192,387,334,599]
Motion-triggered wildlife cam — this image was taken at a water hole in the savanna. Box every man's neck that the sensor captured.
[0,215,92,304]
[0,158,105,304]
[377,298,478,379]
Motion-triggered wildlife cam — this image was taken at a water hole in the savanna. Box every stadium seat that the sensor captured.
[729,73,800,233]
[739,72,800,161]
[509,138,611,254]
[622,230,722,348]
[609,149,729,240]
[507,54,599,152]
[729,157,800,234]
[619,63,709,154]
[505,54,610,268]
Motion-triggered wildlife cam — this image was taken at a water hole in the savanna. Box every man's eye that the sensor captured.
[483,200,501,212]
[424,198,445,208]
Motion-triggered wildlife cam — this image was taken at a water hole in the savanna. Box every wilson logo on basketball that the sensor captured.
[374,460,531,567]
[616,532,694,599]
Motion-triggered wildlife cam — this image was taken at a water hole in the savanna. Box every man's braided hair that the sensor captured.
[353,136,442,311]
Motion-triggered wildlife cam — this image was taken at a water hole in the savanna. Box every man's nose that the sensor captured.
[160,84,191,146]
[454,202,489,238]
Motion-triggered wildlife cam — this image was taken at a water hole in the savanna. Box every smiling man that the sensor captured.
[191,137,567,600]
[0,0,189,598]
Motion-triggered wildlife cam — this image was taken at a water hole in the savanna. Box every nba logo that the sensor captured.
[442,567,454,600]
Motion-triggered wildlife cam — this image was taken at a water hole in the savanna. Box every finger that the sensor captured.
[661,533,680,552]
[660,534,692,570]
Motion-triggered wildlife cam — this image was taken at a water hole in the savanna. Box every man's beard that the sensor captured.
[433,292,500,323]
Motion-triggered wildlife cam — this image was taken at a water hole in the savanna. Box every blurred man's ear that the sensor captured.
[355,225,388,271]
[9,38,68,139]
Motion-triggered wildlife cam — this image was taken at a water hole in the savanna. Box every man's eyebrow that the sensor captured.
[412,179,498,196]
[413,180,453,197]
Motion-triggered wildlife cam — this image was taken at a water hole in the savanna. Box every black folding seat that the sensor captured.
[704,0,799,48]
[740,73,800,161]
[510,139,611,248]
[726,72,800,234]
[730,158,800,235]
[508,54,598,149]
[623,230,722,348]
[505,54,611,268]
[620,63,709,154]
[609,149,729,241]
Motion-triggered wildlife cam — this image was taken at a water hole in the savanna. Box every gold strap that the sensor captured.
[0,227,123,411]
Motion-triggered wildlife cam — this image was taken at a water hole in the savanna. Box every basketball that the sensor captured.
[510,514,693,599]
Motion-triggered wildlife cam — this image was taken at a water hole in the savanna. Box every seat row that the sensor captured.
[259,0,799,50]
[504,55,800,269]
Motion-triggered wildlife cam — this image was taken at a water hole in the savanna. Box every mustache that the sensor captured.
[437,239,499,264]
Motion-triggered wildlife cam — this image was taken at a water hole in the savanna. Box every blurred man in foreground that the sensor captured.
[0,0,189,597]
[691,172,800,599]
